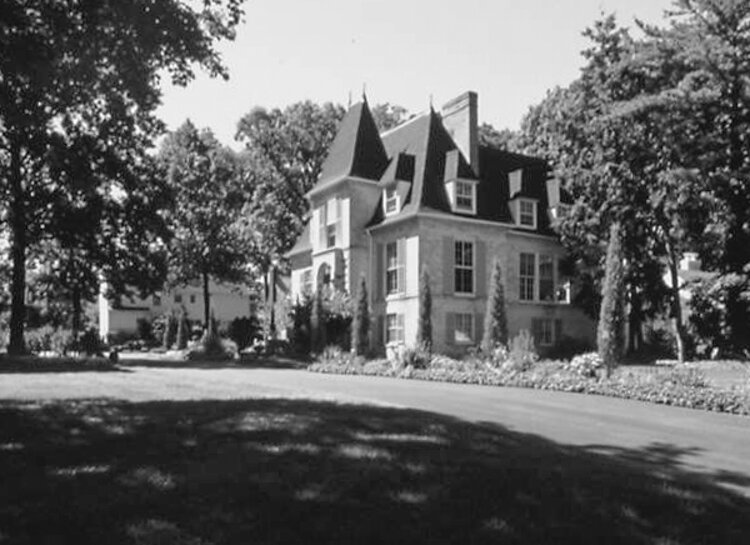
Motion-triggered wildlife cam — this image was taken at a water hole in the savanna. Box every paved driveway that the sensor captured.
[2,364,749,495]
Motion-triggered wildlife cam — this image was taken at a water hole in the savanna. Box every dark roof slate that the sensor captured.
[315,100,389,190]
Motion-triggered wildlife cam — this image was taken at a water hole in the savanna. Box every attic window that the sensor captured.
[384,188,399,216]
[446,179,477,215]
[455,181,475,212]
[517,199,537,229]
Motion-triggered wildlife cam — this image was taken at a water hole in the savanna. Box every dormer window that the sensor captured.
[517,199,537,229]
[550,203,571,221]
[384,188,399,216]
[455,181,475,212]
[446,179,478,215]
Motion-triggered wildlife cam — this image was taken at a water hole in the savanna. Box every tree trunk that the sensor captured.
[71,284,82,343]
[667,257,687,364]
[8,142,27,356]
[202,271,210,329]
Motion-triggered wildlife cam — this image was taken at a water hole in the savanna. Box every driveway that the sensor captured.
[2,364,749,496]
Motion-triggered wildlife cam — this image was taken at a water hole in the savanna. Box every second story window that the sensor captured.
[174,293,183,304]
[454,240,474,294]
[539,255,555,301]
[519,252,535,301]
[318,198,340,249]
[385,240,404,295]
[518,199,537,228]
[384,188,399,216]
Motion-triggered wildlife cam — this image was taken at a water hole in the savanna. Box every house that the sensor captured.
[287,91,594,355]
[98,280,252,340]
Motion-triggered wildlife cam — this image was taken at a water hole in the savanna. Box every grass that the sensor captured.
[1,396,749,544]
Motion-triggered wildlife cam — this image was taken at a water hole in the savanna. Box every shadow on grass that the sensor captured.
[0,397,747,544]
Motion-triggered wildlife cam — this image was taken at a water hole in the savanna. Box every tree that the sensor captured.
[163,313,177,351]
[598,223,626,376]
[175,309,189,350]
[417,268,433,351]
[478,123,518,151]
[370,103,411,132]
[235,102,345,272]
[310,289,326,354]
[160,121,251,328]
[482,259,508,351]
[0,0,244,354]
[351,275,370,356]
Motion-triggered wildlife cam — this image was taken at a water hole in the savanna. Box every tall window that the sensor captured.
[384,188,398,215]
[454,240,474,294]
[386,313,405,343]
[454,313,474,344]
[539,255,555,301]
[318,198,340,249]
[518,199,536,228]
[519,253,535,301]
[455,181,475,212]
[385,241,404,295]
[301,269,313,295]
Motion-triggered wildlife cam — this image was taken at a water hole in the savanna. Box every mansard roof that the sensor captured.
[312,95,570,235]
[315,99,389,191]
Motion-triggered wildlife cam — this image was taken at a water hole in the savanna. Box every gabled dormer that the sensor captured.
[380,153,415,217]
[507,168,539,229]
[443,149,478,215]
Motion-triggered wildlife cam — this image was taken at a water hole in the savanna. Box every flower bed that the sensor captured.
[309,353,750,416]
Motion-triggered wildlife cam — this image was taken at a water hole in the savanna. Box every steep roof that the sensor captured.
[315,99,388,191]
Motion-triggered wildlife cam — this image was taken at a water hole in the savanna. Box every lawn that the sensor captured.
[1,395,749,544]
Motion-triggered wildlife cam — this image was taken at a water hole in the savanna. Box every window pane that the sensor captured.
[519,253,535,301]
[454,313,473,343]
[539,255,554,301]
[454,241,474,293]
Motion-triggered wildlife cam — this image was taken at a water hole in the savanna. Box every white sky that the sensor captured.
[157,0,674,147]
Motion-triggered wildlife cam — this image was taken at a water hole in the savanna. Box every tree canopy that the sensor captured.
[0,0,245,354]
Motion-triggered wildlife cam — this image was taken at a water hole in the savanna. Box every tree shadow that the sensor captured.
[0,397,748,544]
[0,356,126,374]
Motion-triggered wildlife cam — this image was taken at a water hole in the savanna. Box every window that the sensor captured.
[553,204,571,220]
[301,269,313,294]
[455,181,475,212]
[454,313,474,344]
[539,255,555,301]
[519,253,535,301]
[189,294,196,304]
[385,241,404,295]
[537,318,555,346]
[174,294,183,304]
[319,198,340,248]
[454,240,474,294]
[518,199,537,228]
[384,188,399,215]
[153,295,161,306]
[386,313,405,344]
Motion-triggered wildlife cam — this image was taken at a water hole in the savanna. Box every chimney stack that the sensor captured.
[441,91,478,171]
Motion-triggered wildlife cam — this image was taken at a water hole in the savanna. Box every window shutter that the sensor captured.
[445,312,455,345]
[375,243,384,301]
[531,318,542,347]
[397,238,406,294]
[318,205,327,248]
[443,237,454,295]
[555,319,563,344]
[474,312,484,346]
[475,240,486,296]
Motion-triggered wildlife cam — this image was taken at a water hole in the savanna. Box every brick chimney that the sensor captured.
[441,91,478,171]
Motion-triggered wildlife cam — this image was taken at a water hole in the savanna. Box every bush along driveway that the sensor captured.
[308,355,750,416]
